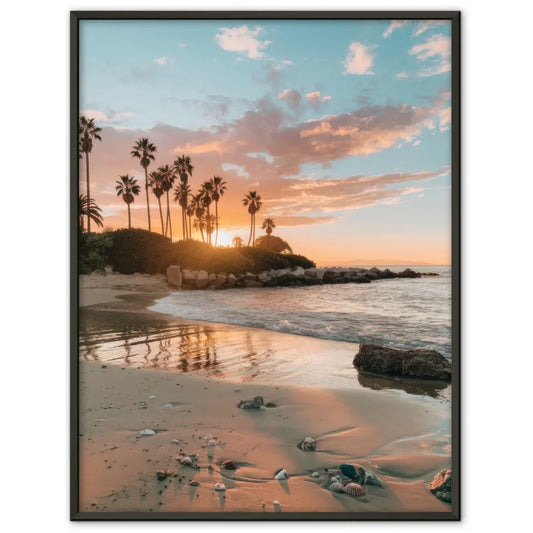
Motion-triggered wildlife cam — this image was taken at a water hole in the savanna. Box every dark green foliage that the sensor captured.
[108,229,175,274]
[81,229,315,275]
[254,235,293,253]
[79,231,113,274]
[239,247,315,271]
[170,240,252,273]
[282,254,316,269]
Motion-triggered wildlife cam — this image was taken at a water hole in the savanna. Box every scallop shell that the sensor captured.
[203,434,213,440]
[214,482,226,491]
[139,429,156,436]
[179,455,195,466]
[342,482,366,497]
[311,471,320,478]
[274,468,289,480]
[328,481,344,493]
[207,439,216,447]
[297,437,317,451]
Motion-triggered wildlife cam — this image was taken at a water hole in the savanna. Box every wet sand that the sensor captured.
[77,273,452,515]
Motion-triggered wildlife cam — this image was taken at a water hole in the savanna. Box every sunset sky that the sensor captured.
[79,18,452,266]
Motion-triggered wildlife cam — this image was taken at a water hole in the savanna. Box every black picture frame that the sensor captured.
[71,10,460,521]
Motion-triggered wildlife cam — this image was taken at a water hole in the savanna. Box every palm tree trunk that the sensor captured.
[206,206,211,244]
[188,215,192,239]
[215,201,219,246]
[165,192,170,237]
[200,226,205,243]
[267,233,270,250]
[252,214,256,246]
[86,153,91,233]
[144,167,151,232]
[157,197,164,235]
[182,208,186,240]
[127,204,131,229]
[167,193,173,241]
[248,214,253,246]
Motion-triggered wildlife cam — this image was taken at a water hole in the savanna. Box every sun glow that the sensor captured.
[215,230,246,248]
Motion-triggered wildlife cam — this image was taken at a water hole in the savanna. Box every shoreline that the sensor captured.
[78,273,452,514]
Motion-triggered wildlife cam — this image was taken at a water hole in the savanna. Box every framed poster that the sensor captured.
[72,10,460,520]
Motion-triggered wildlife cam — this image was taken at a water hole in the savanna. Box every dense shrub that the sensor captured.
[239,247,316,271]
[254,235,293,253]
[107,229,175,274]
[170,240,252,273]
[79,231,113,274]
[82,229,315,275]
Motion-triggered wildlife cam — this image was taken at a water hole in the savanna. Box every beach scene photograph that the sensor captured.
[76,15,456,518]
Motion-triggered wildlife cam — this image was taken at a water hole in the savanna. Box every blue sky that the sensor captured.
[80,18,452,265]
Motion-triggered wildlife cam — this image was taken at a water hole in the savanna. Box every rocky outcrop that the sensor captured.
[166,266,437,291]
[427,469,452,502]
[353,344,451,381]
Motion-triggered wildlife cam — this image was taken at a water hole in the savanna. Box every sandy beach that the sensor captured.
[77,273,452,515]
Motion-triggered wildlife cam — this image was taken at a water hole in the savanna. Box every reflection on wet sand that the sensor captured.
[357,371,450,399]
[80,304,450,400]
[79,308,271,380]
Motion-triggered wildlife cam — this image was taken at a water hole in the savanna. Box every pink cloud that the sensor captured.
[215,26,270,59]
[343,42,375,75]
[409,34,451,77]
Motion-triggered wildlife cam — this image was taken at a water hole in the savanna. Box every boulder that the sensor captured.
[244,272,257,281]
[315,268,327,281]
[362,270,378,280]
[427,469,452,503]
[353,275,371,283]
[304,268,317,278]
[196,270,209,289]
[293,267,305,278]
[181,268,194,281]
[353,344,451,381]
[274,269,291,278]
[166,265,182,288]
[258,272,271,283]
[226,273,237,287]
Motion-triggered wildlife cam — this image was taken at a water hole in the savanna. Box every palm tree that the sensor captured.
[148,169,165,235]
[192,216,206,242]
[199,181,214,244]
[210,175,227,246]
[186,200,196,240]
[173,182,191,240]
[131,138,157,232]
[242,191,263,246]
[159,164,175,239]
[79,116,102,233]
[262,217,276,250]
[78,194,103,232]
[204,214,216,243]
[115,174,141,229]
[232,236,243,249]
[191,193,205,242]
[173,155,194,238]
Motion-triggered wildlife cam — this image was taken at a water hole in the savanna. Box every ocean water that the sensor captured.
[150,266,452,358]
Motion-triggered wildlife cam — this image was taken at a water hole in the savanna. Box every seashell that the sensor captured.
[203,434,213,440]
[156,470,172,480]
[207,439,216,447]
[273,500,280,506]
[328,481,344,493]
[342,482,366,497]
[179,455,195,466]
[171,439,182,446]
[139,429,156,436]
[221,460,237,470]
[297,437,317,451]
[148,395,156,399]
[364,468,384,488]
[163,403,173,408]
[339,463,365,483]
[214,482,226,491]
[311,471,320,478]
[189,480,199,487]
[274,468,289,480]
